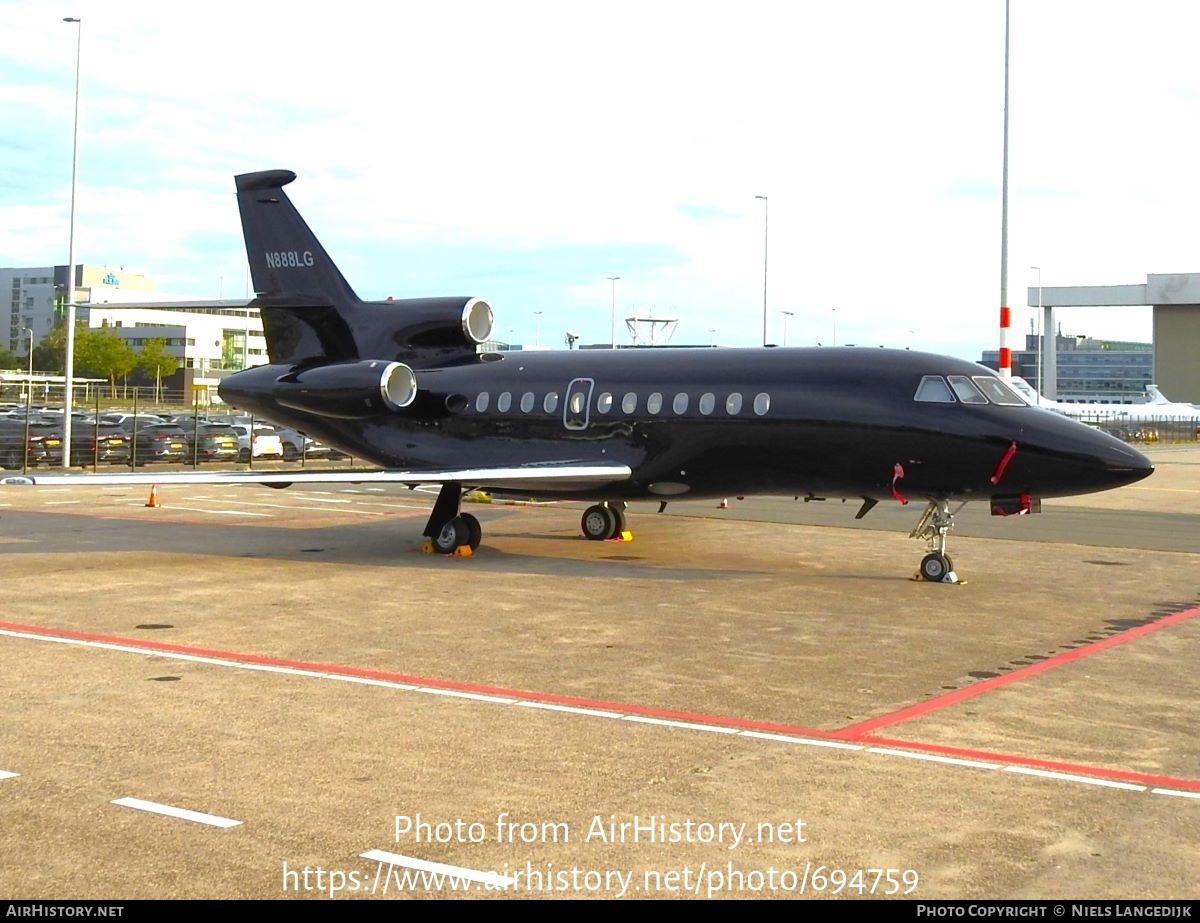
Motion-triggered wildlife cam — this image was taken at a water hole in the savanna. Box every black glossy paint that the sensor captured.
[220,170,1153,506]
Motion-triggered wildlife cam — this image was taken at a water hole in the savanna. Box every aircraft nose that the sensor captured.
[1095,438,1154,488]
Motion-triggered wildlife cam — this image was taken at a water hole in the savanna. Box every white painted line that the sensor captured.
[45,500,81,505]
[322,673,418,691]
[1003,766,1146,791]
[0,770,19,780]
[1151,787,1200,800]
[112,796,242,828]
[513,701,623,719]
[740,731,863,750]
[360,849,513,888]
[235,663,328,677]
[228,499,387,516]
[166,506,271,517]
[866,747,1001,770]
[289,496,351,504]
[621,715,740,734]
[418,687,518,705]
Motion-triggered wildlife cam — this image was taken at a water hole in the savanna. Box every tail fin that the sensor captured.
[236,170,359,304]
[235,170,361,365]
[1144,384,1169,405]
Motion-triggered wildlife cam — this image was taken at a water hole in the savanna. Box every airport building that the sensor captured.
[1,263,267,395]
[981,333,1154,403]
[1018,273,1200,403]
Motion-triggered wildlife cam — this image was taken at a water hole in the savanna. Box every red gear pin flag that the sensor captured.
[891,462,908,504]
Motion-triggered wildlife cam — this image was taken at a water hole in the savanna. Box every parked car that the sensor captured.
[100,412,165,429]
[185,422,241,462]
[273,426,336,462]
[55,419,131,467]
[124,422,190,464]
[229,423,284,462]
[0,418,62,469]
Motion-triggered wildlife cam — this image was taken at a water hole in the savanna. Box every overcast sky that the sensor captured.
[2,0,1199,358]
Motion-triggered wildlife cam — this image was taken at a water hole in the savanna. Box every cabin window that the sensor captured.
[753,393,771,415]
[673,393,689,414]
[647,392,663,414]
[699,392,715,415]
[972,376,1026,406]
[726,393,743,415]
[497,391,512,412]
[520,391,535,413]
[947,375,988,404]
[544,392,559,413]
[913,376,955,403]
[475,392,490,412]
[597,392,613,414]
[622,392,637,414]
[569,391,585,414]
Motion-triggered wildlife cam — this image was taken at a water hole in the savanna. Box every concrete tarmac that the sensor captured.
[0,444,1197,901]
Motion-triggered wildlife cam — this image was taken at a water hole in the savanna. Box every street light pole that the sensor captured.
[24,328,34,473]
[62,16,82,467]
[1031,265,1042,398]
[533,311,542,347]
[607,276,620,349]
[754,196,768,346]
[781,310,794,346]
[832,307,837,346]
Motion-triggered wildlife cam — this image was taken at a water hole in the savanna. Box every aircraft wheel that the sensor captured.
[581,504,617,540]
[919,552,953,582]
[610,506,627,535]
[459,512,483,551]
[432,518,468,554]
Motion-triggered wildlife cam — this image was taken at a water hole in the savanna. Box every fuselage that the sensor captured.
[219,346,1153,504]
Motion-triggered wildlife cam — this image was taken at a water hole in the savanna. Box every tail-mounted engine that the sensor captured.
[376,297,494,354]
[274,360,418,419]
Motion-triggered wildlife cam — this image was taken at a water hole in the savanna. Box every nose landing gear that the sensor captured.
[910,498,966,583]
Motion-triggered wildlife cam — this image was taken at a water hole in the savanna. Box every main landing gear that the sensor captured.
[909,498,966,583]
[580,502,627,541]
[423,483,482,555]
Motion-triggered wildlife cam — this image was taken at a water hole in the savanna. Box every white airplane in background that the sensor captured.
[1009,377,1200,423]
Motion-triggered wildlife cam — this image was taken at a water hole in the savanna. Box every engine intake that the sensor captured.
[274,360,417,419]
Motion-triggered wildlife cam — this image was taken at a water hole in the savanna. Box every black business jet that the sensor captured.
[2,170,1154,581]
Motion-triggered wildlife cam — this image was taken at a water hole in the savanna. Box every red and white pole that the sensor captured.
[997,0,1012,379]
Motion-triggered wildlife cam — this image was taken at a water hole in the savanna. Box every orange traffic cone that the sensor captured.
[717,498,729,509]
[145,485,160,508]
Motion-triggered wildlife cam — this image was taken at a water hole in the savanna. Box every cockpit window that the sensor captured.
[947,375,988,404]
[914,376,955,403]
[972,376,1026,406]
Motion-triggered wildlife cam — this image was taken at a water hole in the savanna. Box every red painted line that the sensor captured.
[860,735,1200,792]
[5,614,1200,793]
[0,620,826,738]
[834,605,1200,739]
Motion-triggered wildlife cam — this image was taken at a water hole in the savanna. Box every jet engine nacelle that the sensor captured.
[273,360,418,420]
[380,297,495,351]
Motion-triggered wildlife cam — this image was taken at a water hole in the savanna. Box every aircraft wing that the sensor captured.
[0,461,632,493]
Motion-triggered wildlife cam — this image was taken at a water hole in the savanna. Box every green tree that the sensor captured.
[137,337,180,402]
[74,326,138,397]
[32,325,67,373]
